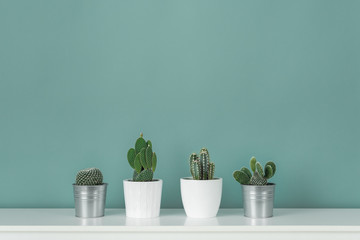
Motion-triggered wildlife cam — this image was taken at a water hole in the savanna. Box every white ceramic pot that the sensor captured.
[123,179,163,218]
[180,177,222,218]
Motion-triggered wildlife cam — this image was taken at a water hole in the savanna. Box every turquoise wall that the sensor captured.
[0,0,359,208]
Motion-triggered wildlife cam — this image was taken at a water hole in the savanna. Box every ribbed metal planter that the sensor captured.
[242,184,275,218]
[73,183,108,218]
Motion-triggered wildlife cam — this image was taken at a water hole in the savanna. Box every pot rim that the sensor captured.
[181,177,222,181]
[123,179,162,183]
[73,183,108,187]
[241,183,275,186]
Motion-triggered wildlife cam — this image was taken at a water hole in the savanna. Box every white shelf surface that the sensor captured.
[0,208,360,240]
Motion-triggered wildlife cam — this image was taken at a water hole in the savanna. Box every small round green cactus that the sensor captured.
[75,168,103,185]
[127,133,157,181]
[233,157,277,186]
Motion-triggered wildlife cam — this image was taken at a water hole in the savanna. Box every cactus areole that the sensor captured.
[189,148,215,180]
[233,156,276,186]
[127,133,157,181]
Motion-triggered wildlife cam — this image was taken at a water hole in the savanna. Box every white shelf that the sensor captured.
[0,208,359,240]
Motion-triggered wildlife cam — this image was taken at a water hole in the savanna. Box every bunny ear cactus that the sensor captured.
[127,133,157,181]
[189,148,215,180]
[233,156,276,186]
[76,168,103,185]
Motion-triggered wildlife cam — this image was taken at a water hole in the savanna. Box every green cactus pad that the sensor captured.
[132,170,138,181]
[147,140,152,148]
[128,133,158,181]
[250,171,267,185]
[152,152,157,172]
[264,165,274,179]
[233,170,250,185]
[135,135,147,154]
[265,161,276,176]
[250,156,257,172]
[134,153,142,173]
[256,162,264,177]
[140,148,147,169]
[135,169,153,181]
[127,148,136,169]
[76,168,103,185]
[146,146,153,169]
[240,167,252,179]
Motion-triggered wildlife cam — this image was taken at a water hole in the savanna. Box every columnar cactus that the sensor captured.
[233,156,276,185]
[127,133,157,181]
[75,168,103,185]
[189,148,215,180]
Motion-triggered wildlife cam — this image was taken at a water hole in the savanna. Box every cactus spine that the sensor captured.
[233,156,276,186]
[189,148,215,180]
[75,168,103,185]
[127,133,157,181]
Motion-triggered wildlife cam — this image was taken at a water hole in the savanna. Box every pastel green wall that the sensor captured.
[0,0,359,208]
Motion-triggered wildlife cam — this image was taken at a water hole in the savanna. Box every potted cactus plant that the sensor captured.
[233,156,277,218]
[73,168,108,218]
[180,148,222,218]
[124,133,162,218]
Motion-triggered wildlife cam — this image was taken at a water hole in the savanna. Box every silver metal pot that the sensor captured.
[73,183,108,218]
[242,183,275,218]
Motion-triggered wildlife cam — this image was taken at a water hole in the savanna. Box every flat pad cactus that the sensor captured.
[233,170,250,185]
[135,169,153,181]
[265,161,276,176]
[264,165,274,179]
[250,156,257,172]
[233,157,277,186]
[241,167,252,179]
[127,148,136,169]
[127,133,157,181]
[135,134,147,154]
[152,152,157,172]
